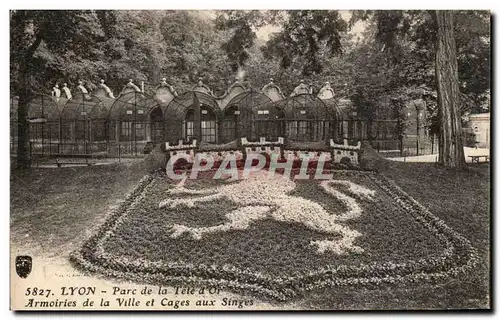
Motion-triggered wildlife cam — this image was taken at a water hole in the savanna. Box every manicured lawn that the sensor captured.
[10,162,147,258]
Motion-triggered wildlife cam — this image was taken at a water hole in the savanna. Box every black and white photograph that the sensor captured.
[9,7,491,311]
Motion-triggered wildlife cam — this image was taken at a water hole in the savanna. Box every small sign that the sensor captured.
[81,111,87,116]
[300,110,306,114]
[258,110,264,115]
[138,110,144,114]
[201,110,208,114]
[234,110,240,115]
[126,110,133,115]
[263,110,269,115]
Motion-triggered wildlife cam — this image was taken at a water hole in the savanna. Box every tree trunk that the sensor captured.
[16,64,30,169]
[435,11,466,168]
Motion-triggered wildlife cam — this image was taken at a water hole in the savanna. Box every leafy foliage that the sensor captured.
[10,10,111,96]
[262,11,348,76]
[346,10,489,136]
[215,10,280,73]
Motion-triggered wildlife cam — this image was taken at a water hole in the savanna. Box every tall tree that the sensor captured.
[10,10,114,168]
[435,11,466,168]
[351,10,489,167]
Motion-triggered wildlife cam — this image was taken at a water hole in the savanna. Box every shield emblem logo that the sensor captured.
[15,255,32,279]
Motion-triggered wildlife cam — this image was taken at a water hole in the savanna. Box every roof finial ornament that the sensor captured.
[51,83,61,98]
[291,80,309,96]
[99,79,116,98]
[61,83,72,100]
[317,81,335,100]
[77,80,89,94]
[124,79,141,92]
[156,77,178,97]
[262,78,284,101]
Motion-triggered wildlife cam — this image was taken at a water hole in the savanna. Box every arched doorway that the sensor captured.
[283,94,330,142]
[149,106,164,144]
[164,91,219,144]
[221,105,238,143]
[224,91,280,141]
[28,94,63,155]
[184,106,217,143]
[108,91,159,156]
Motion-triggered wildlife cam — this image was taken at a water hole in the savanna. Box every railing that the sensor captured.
[10,119,439,165]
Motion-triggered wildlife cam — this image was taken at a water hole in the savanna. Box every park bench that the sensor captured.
[468,155,489,163]
[31,153,105,167]
[55,157,96,168]
[53,153,108,167]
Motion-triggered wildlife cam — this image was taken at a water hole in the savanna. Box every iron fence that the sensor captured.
[10,91,438,164]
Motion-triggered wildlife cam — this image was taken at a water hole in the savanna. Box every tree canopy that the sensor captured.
[10,9,490,168]
[10,9,490,105]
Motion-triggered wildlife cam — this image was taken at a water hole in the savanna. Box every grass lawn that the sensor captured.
[10,162,148,259]
[10,150,490,310]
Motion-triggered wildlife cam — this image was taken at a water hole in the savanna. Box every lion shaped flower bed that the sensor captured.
[70,162,479,301]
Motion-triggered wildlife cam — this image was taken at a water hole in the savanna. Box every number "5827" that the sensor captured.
[25,287,52,298]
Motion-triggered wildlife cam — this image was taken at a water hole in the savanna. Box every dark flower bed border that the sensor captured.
[70,167,479,302]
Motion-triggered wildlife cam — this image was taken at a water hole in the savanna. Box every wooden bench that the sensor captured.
[55,157,96,167]
[468,155,489,163]
[34,153,103,167]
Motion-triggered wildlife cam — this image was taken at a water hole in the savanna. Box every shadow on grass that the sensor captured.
[10,162,149,258]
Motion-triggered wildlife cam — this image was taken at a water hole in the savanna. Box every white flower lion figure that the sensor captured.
[159,171,375,255]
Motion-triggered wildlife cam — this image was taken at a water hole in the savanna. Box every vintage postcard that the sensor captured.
[10,9,490,311]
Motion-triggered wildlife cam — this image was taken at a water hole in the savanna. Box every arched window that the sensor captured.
[224,91,279,141]
[164,91,220,143]
[184,106,217,143]
[282,94,330,142]
[108,91,159,155]
[27,95,63,154]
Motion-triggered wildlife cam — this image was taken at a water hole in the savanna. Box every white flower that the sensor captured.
[159,171,375,255]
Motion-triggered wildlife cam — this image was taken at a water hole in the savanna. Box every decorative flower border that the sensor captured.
[70,169,479,302]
